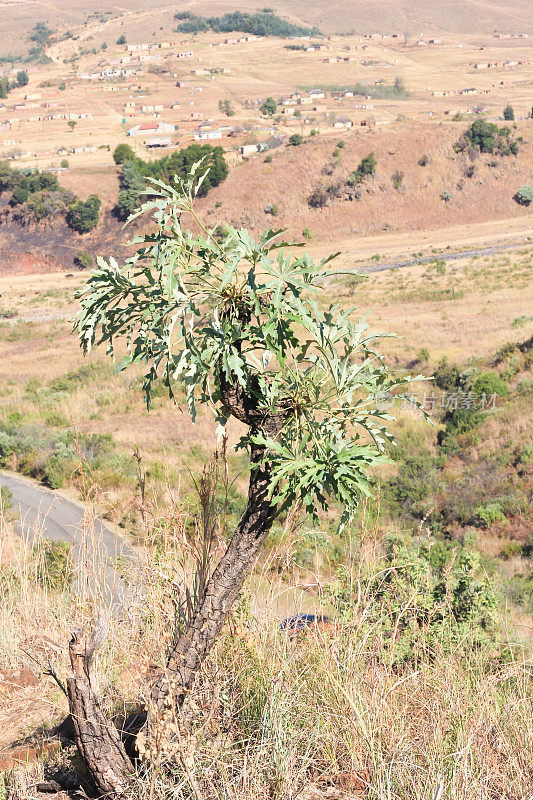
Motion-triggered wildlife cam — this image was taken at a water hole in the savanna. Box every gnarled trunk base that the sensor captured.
[66,615,133,797]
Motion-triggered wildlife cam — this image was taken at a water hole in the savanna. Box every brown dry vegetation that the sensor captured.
[196,120,533,241]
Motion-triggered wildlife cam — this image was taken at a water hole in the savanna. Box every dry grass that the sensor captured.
[1,488,532,800]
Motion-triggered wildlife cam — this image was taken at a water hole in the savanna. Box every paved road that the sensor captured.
[359,240,531,274]
[0,471,136,613]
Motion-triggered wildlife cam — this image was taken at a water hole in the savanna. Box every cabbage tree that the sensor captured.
[71,162,419,794]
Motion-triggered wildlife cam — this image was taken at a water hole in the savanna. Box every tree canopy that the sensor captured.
[77,161,420,524]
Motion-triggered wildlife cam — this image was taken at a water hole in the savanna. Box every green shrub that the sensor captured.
[455,119,518,156]
[42,453,70,488]
[475,501,505,529]
[264,154,272,163]
[499,541,522,560]
[113,143,135,165]
[349,151,376,185]
[514,185,533,207]
[33,539,73,589]
[473,371,508,397]
[259,97,277,116]
[74,250,94,269]
[67,194,100,233]
[302,226,312,241]
[331,536,499,663]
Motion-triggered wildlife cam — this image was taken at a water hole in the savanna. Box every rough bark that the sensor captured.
[150,369,287,706]
[151,444,276,704]
[66,614,133,797]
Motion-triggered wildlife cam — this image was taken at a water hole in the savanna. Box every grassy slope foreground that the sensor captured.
[0,242,532,795]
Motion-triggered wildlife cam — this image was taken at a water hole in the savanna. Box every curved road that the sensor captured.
[360,240,531,274]
[0,471,137,614]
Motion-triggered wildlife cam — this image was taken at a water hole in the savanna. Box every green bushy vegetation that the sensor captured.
[113,144,228,219]
[455,119,519,156]
[174,10,321,37]
[0,161,100,232]
[514,185,533,206]
[332,533,499,664]
[67,195,101,234]
[349,151,377,184]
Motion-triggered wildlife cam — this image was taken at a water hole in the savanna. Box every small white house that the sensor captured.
[193,128,223,141]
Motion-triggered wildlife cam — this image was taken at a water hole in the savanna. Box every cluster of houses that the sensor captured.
[80,68,138,81]
[493,33,528,39]
[472,59,528,70]
[208,36,258,47]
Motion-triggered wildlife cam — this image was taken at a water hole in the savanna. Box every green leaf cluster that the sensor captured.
[76,161,422,525]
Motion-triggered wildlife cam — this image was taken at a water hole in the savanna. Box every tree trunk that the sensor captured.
[151,446,276,705]
[66,614,133,797]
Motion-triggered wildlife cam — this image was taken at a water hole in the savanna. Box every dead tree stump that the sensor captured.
[66,614,133,797]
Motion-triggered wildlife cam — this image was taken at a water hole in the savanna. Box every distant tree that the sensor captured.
[61,159,69,169]
[113,143,135,165]
[175,11,320,37]
[349,151,376,184]
[101,42,108,50]
[0,79,9,99]
[59,81,66,90]
[117,34,126,45]
[16,70,29,87]
[67,195,101,233]
[218,99,235,117]
[302,226,312,240]
[67,120,77,131]
[288,133,303,146]
[260,96,277,116]
[115,144,228,218]
[115,162,146,219]
[503,103,515,121]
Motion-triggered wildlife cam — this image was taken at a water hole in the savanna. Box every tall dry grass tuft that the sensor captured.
[1,473,532,800]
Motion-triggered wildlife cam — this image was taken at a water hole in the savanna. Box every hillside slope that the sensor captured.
[196,120,532,243]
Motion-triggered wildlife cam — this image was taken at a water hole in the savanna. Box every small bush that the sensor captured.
[349,151,376,185]
[67,195,101,233]
[307,186,329,208]
[499,541,522,560]
[264,203,279,216]
[391,170,404,190]
[302,226,312,241]
[475,501,505,529]
[288,133,303,146]
[263,154,272,163]
[74,250,93,269]
[418,154,429,166]
[473,372,508,397]
[514,185,533,207]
